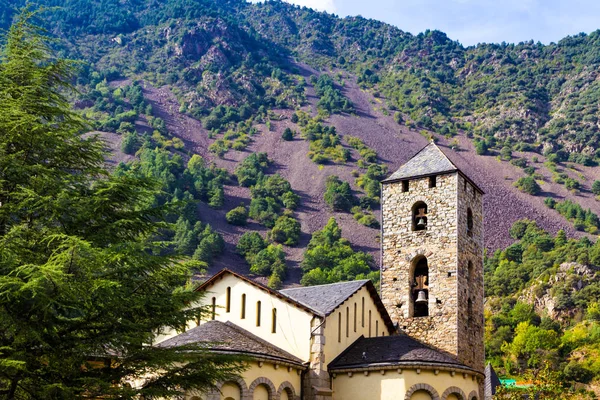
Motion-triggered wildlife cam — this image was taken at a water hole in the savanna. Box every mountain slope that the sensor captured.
[2,0,599,282]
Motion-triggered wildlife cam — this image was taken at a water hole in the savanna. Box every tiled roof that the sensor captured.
[328,335,468,370]
[484,363,501,399]
[280,280,370,316]
[382,142,458,182]
[157,320,304,366]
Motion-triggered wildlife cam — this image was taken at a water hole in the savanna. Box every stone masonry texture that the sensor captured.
[380,172,485,374]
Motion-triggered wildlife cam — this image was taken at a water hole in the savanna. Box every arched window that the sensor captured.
[411,257,429,317]
[467,208,474,237]
[241,294,246,319]
[256,301,261,327]
[412,202,428,231]
[211,297,216,320]
[226,287,231,313]
[271,308,277,333]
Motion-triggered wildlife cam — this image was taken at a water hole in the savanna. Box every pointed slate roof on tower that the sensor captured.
[382,142,457,183]
[382,142,484,193]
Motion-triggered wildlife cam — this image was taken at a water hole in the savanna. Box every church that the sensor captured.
[156,143,493,400]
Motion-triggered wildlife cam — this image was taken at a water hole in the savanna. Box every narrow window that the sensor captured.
[376,320,379,336]
[402,180,409,192]
[464,179,467,191]
[429,175,437,188]
[241,294,246,319]
[361,297,365,327]
[353,303,357,332]
[412,202,428,231]
[256,301,261,327]
[368,310,372,337]
[211,297,216,320]
[468,261,474,283]
[346,307,349,337]
[272,308,277,333]
[225,287,231,313]
[467,208,474,237]
[338,312,342,343]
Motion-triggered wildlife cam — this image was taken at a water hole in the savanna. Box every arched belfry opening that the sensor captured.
[411,257,429,317]
[412,202,428,231]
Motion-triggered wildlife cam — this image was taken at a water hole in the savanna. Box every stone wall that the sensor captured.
[380,173,459,357]
[456,174,485,373]
[380,171,485,377]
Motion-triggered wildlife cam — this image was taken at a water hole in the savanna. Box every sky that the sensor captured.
[252,0,600,46]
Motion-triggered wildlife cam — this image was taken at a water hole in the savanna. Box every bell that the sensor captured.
[417,218,426,227]
[415,290,428,304]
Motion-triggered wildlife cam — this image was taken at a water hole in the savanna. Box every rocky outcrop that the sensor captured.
[520,262,598,322]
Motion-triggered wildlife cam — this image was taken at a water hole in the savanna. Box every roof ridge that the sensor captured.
[280,279,369,292]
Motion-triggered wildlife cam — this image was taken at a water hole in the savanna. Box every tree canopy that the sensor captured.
[0,10,242,399]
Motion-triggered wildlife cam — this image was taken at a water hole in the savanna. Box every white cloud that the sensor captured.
[250,0,337,13]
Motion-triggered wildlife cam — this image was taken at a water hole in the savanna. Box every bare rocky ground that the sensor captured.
[100,66,599,284]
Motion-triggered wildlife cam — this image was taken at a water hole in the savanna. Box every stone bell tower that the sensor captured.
[380,143,485,373]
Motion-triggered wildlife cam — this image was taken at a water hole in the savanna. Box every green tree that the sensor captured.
[300,218,374,285]
[120,130,140,154]
[592,180,600,196]
[282,127,294,141]
[324,175,355,212]
[236,232,267,264]
[0,12,242,398]
[226,205,249,226]
[250,244,286,279]
[270,215,301,245]
[515,176,541,195]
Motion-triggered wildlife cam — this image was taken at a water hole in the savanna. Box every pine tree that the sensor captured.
[0,10,243,399]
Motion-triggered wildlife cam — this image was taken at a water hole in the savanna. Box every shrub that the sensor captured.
[474,140,488,155]
[120,131,139,155]
[564,178,580,191]
[237,232,267,263]
[544,197,556,209]
[282,127,295,141]
[235,153,270,187]
[250,244,286,279]
[500,146,513,160]
[324,176,355,212]
[515,176,541,195]
[226,205,248,226]
[270,215,301,246]
[511,158,528,168]
[354,212,380,228]
[593,180,600,196]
